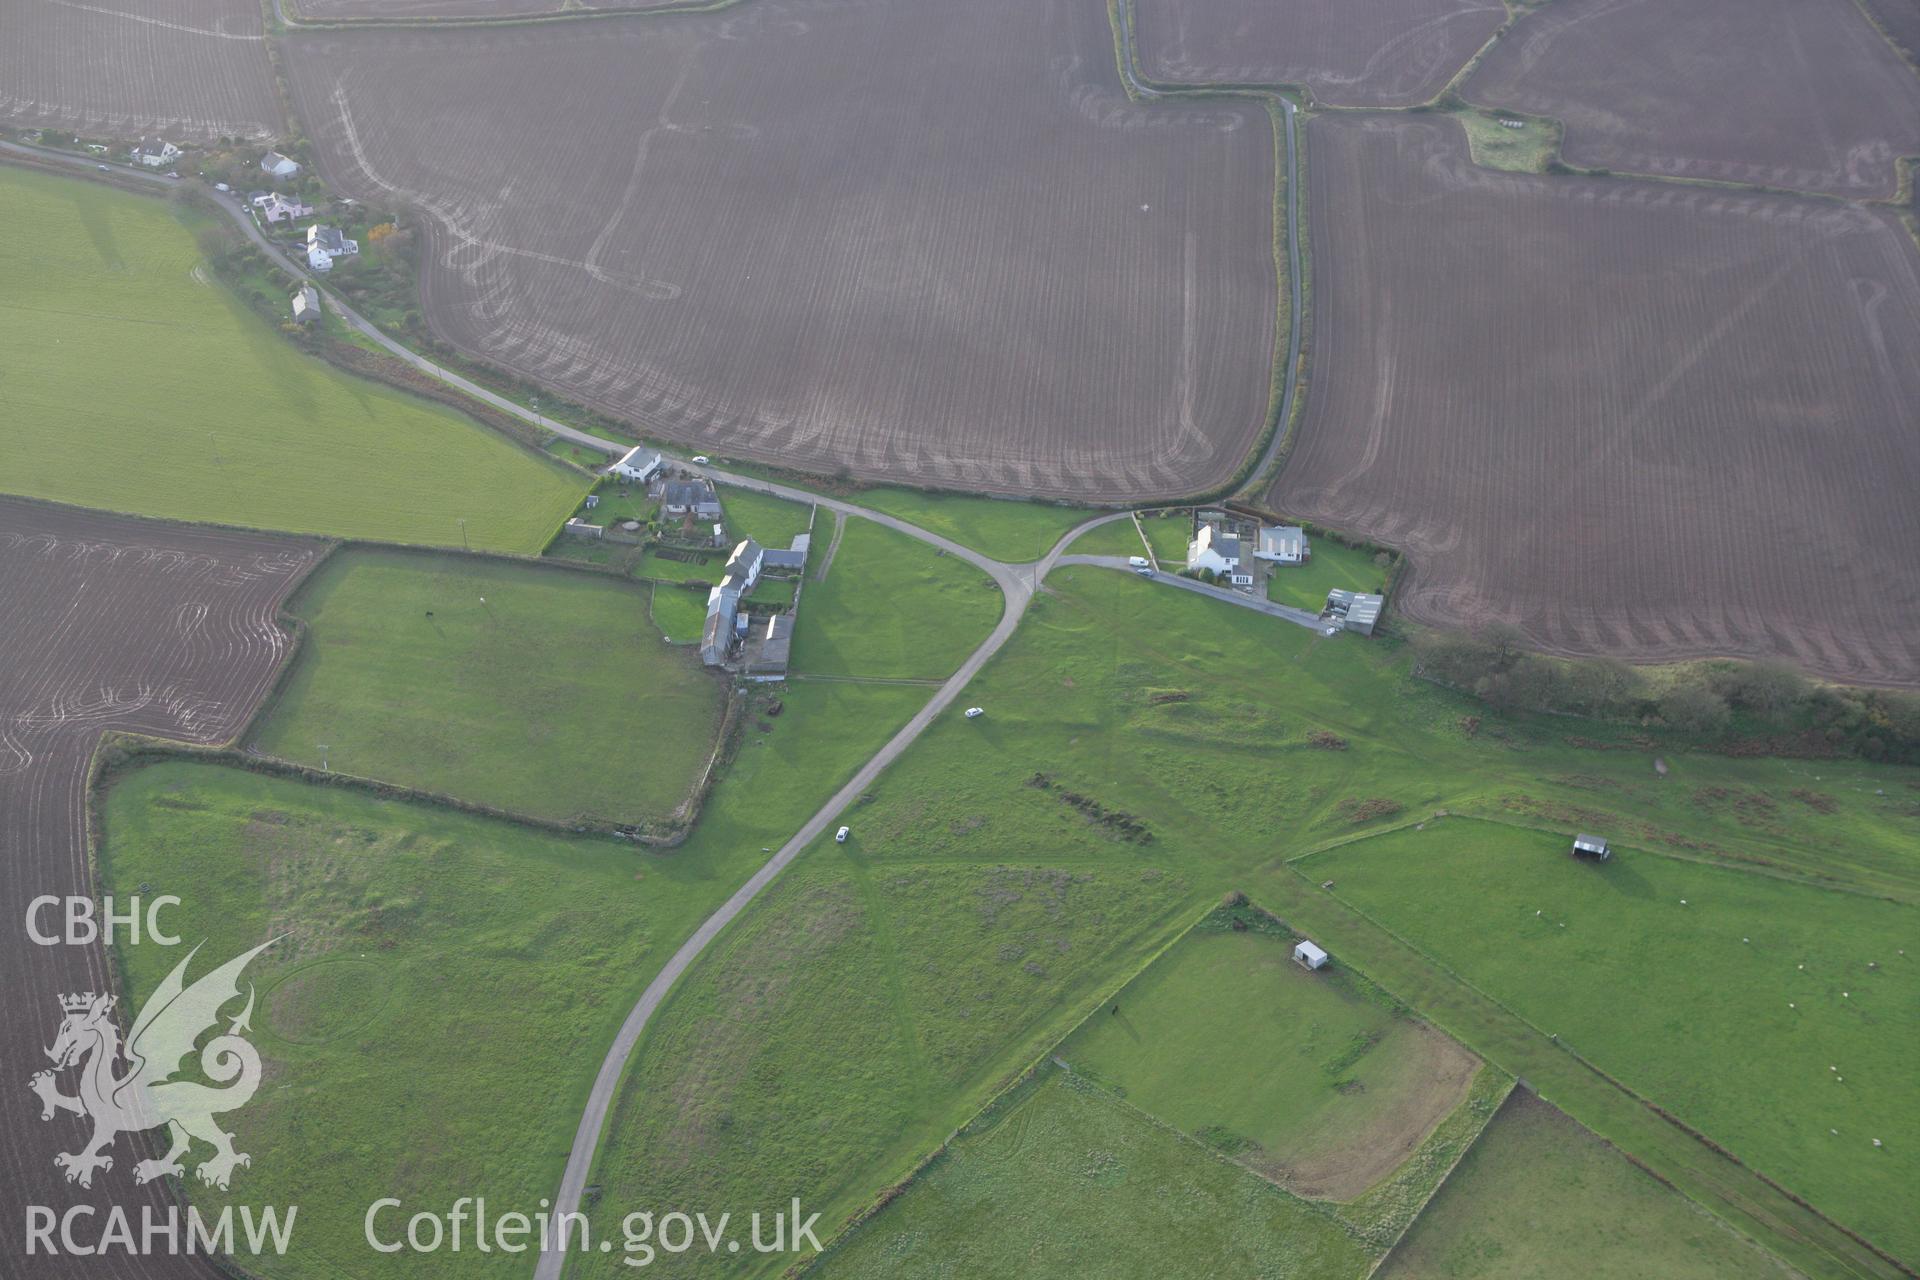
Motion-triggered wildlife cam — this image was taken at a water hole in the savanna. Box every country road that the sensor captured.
[1054,555,1333,631]
[532,511,1127,1280]
[1,136,1317,1280]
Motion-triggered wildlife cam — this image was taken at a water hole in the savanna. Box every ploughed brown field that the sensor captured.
[1861,0,1920,67]
[1132,0,1504,107]
[283,0,1278,499]
[0,0,279,143]
[0,498,319,1280]
[287,0,659,18]
[1269,115,1920,686]
[1464,0,1920,199]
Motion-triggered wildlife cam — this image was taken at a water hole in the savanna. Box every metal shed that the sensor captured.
[1293,940,1329,971]
[1572,833,1611,861]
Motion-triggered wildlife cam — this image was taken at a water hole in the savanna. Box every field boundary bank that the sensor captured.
[798,895,1508,1273]
[1106,0,1303,505]
[1359,1073,1520,1279]
[793,898,1219,1274]
[1279,861,1912,1280]
[1291,810,1912,906]
[273,0,749,31]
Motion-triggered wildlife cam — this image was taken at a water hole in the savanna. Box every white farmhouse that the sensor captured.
[1187,524,1251,585]
[131,138,180,168]
[260,150,301,179]
[608,446,662,484]
[305,224,358,273]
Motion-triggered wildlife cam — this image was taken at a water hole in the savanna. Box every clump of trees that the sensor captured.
[1413,623,1920,763]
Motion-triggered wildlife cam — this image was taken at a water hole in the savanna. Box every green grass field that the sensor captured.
[1061,912,1485,1203]
[577,478,656,528]
[1379,1092,1800,1279]
[650,579,711,644]
[750,569,1916,1273]
[1068,511,1191,563]
[101,676,934,1280]
[0,165,582,551]
[789,516,1004,678]
[846,486,1094,562]
[1265,538,1391,611]
[252,549,723,826]
[99,760,724,1280]
[1451,109,1563,174]
[722,485,815,549]
[576,852,1197,1276]
[1304,818,1919,1259]
[812,1068,1375,1280]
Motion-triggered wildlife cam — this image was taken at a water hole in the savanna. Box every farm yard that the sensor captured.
[1131,0,1505,107]
[0,0,279,143]
[1377,1092,1804,1280]
[250,548,725,827]
[0,165,585,553]
[1303,818,1920,1261]
[281,0,1278,499]
[1268,114,1920,686]
[1463,0,1920,199]
[0,498,320,1261]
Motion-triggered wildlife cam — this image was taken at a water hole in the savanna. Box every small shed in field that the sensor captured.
[1572,833,1611,861]
[1293,939,1329,971]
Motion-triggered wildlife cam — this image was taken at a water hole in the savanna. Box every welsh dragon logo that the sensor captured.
[30,940,277,1191]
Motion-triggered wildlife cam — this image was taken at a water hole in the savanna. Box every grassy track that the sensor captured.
[1379,1092,1803,1279]
[0,165,582,551]
[253,548,723,825]
[1067,511,1190,562]
[788,516,1004,679]
[812,1068,1375,1279]
[1305,818,1919,1258]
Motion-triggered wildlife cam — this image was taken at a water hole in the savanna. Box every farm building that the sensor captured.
[1293,940,1329,971]
[260,150,301,178]
[743,613,794,680]
[762,533,808,573]
[291,284,319,324]
[724,538,764,593]
[663,478,723,520]
[1325,589,1384,636]
[1256,525,1309,564]
[131,138,180,168]
[609,446,662,483]
[1188,523,1249,583]
[1572,833,1612,861]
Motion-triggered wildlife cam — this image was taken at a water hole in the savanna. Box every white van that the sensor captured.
[1127,556,1149,568]
[835,826,850,843]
